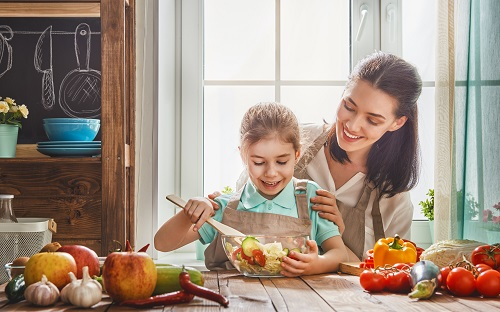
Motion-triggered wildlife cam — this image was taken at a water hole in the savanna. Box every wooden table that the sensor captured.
[1,270,499,311]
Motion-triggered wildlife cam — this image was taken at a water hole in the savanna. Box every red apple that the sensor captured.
[102,250,157,303]
[57,245,100,279]
[24,252,77,290]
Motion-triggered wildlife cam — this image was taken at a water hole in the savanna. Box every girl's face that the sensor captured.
[243,135,299,200]
[335,79,407,158]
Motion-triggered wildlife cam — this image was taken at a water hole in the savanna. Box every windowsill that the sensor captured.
[156,252,208,271]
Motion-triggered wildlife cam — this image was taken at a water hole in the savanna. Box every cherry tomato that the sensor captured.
[471,244,500,269]
[476,270,500,297]
[232,247,242,261]
[385,271,412,293]
[392,263,412,270]
[359,270,386,292]
[252,249,266,267]
[475,263,493,274]
[240,250,254,265]
[439,266,451,290]
[446,267,476,297]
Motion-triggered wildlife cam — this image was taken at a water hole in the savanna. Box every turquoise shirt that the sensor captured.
[198,179,340,248]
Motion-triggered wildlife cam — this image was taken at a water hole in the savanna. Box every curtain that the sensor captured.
[435,0,500,244]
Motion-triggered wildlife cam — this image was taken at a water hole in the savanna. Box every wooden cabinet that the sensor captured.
[0,0,135,256]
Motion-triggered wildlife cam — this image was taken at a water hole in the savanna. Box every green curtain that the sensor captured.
[454,0,500,244]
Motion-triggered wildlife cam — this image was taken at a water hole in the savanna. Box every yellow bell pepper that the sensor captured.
[373,234,417,268]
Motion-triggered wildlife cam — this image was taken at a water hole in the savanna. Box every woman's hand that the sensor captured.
[280,240,319,277]
[311,189,345,235]
[207,191,221,211]
[184,197,214,231]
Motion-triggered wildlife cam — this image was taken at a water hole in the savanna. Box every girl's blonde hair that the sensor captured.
[239,102,301,160]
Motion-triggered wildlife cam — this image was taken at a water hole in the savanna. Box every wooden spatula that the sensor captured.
[166,194,246,236]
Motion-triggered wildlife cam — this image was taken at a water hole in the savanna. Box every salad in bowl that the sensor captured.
[222,234,309,277]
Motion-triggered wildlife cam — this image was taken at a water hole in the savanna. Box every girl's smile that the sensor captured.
[243,135,299,200]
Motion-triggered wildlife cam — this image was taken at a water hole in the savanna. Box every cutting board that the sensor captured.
[338,262,364,276]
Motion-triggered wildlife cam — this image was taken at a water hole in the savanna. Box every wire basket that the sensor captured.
[0,218,57,284]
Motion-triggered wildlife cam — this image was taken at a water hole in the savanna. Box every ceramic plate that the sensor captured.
[37,147,102,157]
[37,141,101,145]
[37,143,101,148]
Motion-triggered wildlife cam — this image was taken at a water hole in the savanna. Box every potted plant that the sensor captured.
[419,189,434,242]
[0,96,29,157]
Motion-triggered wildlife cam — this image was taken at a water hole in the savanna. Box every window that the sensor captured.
[155,0,437,257]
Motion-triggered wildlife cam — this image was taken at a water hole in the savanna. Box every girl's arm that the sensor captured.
[154,210,200,252]
[280,236,348,276]
[154,197,214,252]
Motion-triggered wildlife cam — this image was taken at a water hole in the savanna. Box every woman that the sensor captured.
[219,51,422,262]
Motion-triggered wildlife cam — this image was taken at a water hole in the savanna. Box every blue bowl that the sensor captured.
[43,122,100,141]
[43,118,100,124]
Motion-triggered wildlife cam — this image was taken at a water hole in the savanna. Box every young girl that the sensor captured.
[154,102,348,276]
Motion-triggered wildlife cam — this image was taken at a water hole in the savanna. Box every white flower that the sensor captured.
[0,101,8,114]
[19,105,29,118]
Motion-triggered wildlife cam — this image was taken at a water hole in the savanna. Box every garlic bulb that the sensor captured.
[65,266,103,308]
[60,271,78,303]
[24,274,60,306]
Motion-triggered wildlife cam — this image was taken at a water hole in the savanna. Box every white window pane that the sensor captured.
[281,86,344,123]
[411,87,435,219]
[281,0,349,80]
[204,0,275,80]
[401,0,436,81]
[203,86,275,193]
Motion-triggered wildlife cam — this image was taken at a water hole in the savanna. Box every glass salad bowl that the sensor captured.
[222,234,309,277]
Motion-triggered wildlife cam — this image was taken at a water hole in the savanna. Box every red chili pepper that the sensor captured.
[119,290,194,308]
[179,266,229,307]
[138,243,150,252]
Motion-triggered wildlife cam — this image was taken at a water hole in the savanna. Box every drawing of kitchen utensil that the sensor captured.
[0,25,13,79]
[34,26,55,110]
[58,23,101,118]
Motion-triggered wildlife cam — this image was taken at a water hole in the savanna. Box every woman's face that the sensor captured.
[335,79,407,158]
[242,135,299,200]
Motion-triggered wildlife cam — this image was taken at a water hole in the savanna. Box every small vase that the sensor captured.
[0,124,19,158]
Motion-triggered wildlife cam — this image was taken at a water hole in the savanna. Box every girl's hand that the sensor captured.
[184,197,214,231]
[311,189,345,235]
[207,191,221,211]
[280,240,319,277]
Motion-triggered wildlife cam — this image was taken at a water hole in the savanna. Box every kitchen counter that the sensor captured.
[1,270,499,311]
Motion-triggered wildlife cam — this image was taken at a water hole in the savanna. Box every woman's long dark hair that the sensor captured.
[328,51,422,198]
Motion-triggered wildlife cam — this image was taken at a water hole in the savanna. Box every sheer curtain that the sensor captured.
[435,0,500,244]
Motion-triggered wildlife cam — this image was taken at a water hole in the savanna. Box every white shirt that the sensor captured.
[301,123,414,255]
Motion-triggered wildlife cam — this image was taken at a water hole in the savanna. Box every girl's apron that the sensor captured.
[204,179,312,270]
[294,127,385,260]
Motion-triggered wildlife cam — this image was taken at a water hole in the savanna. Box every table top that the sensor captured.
[1,270,499,311]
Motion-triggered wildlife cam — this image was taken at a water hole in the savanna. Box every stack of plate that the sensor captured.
[36,141,102,157]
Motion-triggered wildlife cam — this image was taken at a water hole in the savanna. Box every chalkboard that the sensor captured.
[0,17,101,143]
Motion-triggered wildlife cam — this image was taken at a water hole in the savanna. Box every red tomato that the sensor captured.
[392,263,413,270]
[439,266,451,290]
[476,270,500,297]
[475,263,493,274]
[252,249,266,267]
[232,247,242,261]
[471,244,500,269]
[240,250,254,265]
[446,267,476,296]
[360,270,386,292]
[385,271,412,293]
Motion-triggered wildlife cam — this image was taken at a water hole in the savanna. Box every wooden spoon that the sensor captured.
[166,194,245,236]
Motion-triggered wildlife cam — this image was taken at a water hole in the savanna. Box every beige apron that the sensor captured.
[204,179,312,270]
[294,127,385,260]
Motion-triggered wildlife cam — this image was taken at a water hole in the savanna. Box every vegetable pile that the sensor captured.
[359,243,500,299]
